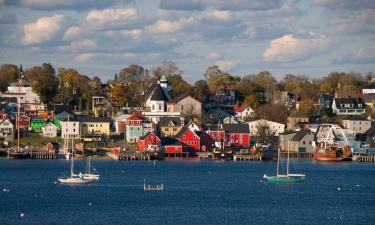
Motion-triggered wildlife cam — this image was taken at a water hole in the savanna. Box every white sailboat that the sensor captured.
[58,117,92,184]
[78,156,100,181]
[263,147,305,183]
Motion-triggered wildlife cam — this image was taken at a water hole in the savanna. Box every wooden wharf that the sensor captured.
[233,153,262,161]
[354,154,375,163]
[280,152,313,158]
[106,151,151,160]
[30,151,56,160]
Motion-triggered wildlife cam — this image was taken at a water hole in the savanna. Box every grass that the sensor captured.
[10,132,63,148]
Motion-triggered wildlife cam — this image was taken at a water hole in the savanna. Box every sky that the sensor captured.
[0,0,374,83]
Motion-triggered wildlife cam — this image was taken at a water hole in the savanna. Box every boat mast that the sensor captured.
[17,65,22,151]
[286,146,290,176]
[276,146,280,176]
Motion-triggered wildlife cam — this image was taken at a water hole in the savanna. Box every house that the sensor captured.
[332,98,365,116]
[92,95,108,117]
[209,85,236,108]
[42,122,58,138]
[162,138,184,154]
[342,119,371,136]
[30,117,46,132]
[278,130,297,152]
[124,114,153,143]
[206,108,232,121]
[18,115,30,136]
[281,92,297,110]
[247,119,285,137]
[0,118,14,143]
[113,112,130,134]
[0,80,40,104]
[186,120,200,132]
[173,95,202,118]
[335,90,360,99]
[61,118,80,140]
[0,111,8,120]
[195,131,214,152]
[79,116,112,141]
[289,129,315,153]
[222,115,239,124]
[205,124,226,149]
[53,111,74,129]
[175,127,200,152]
[136,132,161,152]
[234,102,254,121]
[158,117,184,137]
[223,124,251,148]
[287,111,309,129]
[318,93,332,114]
[362,89,375,107]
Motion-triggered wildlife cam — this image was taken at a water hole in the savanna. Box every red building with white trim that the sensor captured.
[136,132,161,152]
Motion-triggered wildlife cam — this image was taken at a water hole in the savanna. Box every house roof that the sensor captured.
[139,132,160,141]
[126,113,149,121]
[364,126,375,136]
[291,129,313,141]
[161,137,183,146]
[158,117,182,127]
[194,130,205,137]
[279,130,297,135]
[175,127,190,139]
[0,118,12,126]
[150,85,169,101]
[78,116,111,123]
[46,104,74,114]
[233,102,250,113]
[334,98,365,109]
[55,111,73,119]
[31,117,44,121]
[223,124,250,133]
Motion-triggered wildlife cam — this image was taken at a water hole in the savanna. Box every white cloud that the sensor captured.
[74,53,95,63]
[330,9,375,35]
[214,59,240,71]
[63,26,81,40]
[205,10,233,21]
[22,14,64,45]
[262,35,328,62]
[86,8,140,29]
[334,45,375,64]
[18,0,132,11]
[312,0,375,10]
[59,39,97,52]
[147,20,187,34]
[206,51,220,59]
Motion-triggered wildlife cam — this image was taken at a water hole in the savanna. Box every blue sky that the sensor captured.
[0,0,374,83]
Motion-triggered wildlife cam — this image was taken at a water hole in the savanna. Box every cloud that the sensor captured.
[146,20,187,34]
[329,9,375,35]
[262,34,328,62]
[63,26,82,40]
[59,39,97,53]
[22,14,64,45]
[0,13,17,24]
[312,0,375,10]
[4,0,132,11]
[333,45,375,64]
[206,51,220,59]
[159,0,282,11]
[86,8,142,30]
[214,59,240,71]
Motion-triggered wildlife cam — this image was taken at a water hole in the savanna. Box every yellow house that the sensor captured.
[158,117,183,137]
[79,116,111,141]
[287,111,309,129]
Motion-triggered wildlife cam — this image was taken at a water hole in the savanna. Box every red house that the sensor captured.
[223,124,250,148]
[176,127,200,152]
[206,124,225,143]
[195,131,214,152]
[163,139,184,153]
[0,111,8,120]
[136,132,161,152]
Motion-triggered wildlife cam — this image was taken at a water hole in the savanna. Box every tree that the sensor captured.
[110,84,127,106]
[243,71,278,103]
[254,103,288,124]
[204,65,222,80]
[207,73,237,92]
[24,63,58,103]
[168,74,191,98]
[118,64,146,83]
[161,60,181,76]
[190,80,210,102]
[0,64,18,91]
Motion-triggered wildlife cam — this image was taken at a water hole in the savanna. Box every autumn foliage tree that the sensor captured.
[0,64,18,91]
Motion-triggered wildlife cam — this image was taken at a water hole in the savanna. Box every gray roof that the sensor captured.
[335,98,365,109]
[364,126,375,137]
[223,124,250,133]
[78,116,111,123]
[175,127,190,139]
[291,129,313,141]
[150,85,169,101]
[158,117,182,127]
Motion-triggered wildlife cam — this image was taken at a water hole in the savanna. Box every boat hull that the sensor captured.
[9,152,30,159]
[314,147,352,161]
[264,175,305,183]
[58,177,93,184]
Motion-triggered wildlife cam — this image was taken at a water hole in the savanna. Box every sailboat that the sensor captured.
[58,117,92,184]
[9,65,30,159]
[263,147,305,183]
[77,156,100,181]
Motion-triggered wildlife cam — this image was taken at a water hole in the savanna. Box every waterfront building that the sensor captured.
[223,124,251,148]
[158,117,184,137]
[278,130,297,152]
[342,119,372,136]
[30,117,46,132]
[124,113,153,143]
[42,122,58,138]
[0,118,14,143]
[78,116,111,141]
[289,129,315,153]
[136,132,161,152]
[247,119,285,137]
[173,95,202,119]
[61,118,80,140]
[175,127,200,152]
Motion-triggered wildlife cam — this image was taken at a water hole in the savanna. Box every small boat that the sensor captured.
[8,150,30,159]
[143,179,163,191]
[263,146,305,183]
[76,156,100,181]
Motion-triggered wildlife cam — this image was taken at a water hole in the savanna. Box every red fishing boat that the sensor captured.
[313,124,352,161]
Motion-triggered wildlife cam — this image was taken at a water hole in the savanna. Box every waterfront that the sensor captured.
[1,159,375,225]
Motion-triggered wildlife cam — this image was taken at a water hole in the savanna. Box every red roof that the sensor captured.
[126,113,149,121]
[234,102,249,113]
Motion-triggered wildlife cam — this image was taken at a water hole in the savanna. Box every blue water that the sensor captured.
[0,159,374,225]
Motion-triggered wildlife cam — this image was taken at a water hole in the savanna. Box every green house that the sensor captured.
[30,117,46,132]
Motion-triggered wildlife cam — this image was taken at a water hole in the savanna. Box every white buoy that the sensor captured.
[337,187,341,191]
[19,212,25,219]
[88,202,92,206]
[356,184,360,187]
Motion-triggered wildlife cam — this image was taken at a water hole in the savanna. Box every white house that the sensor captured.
[247,119,285,136]
[186,121,200,132]
[234,102,254,121]
[342,119,372,136]
[0,80,40,104]
[61,119,80,139]
[42,122,58,138]
[0,118,14,142]
[332,98,365,116]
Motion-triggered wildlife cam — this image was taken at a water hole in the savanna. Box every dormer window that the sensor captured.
[358,104,362,108]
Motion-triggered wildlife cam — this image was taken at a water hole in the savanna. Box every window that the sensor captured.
[159,104,162,110]
[303,141,306,144]
[152,105,155,110]
[165,128,169,131]
[173,128,177,131]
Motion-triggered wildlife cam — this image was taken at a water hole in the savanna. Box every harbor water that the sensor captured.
[0,159,374,225]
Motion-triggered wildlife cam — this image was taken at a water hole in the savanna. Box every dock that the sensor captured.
[354,154,375,163]
[233,153,262,161]
[280,152,313,158]
[30,151,56,159]
[144,179,163,191]
[106,151,151,160]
